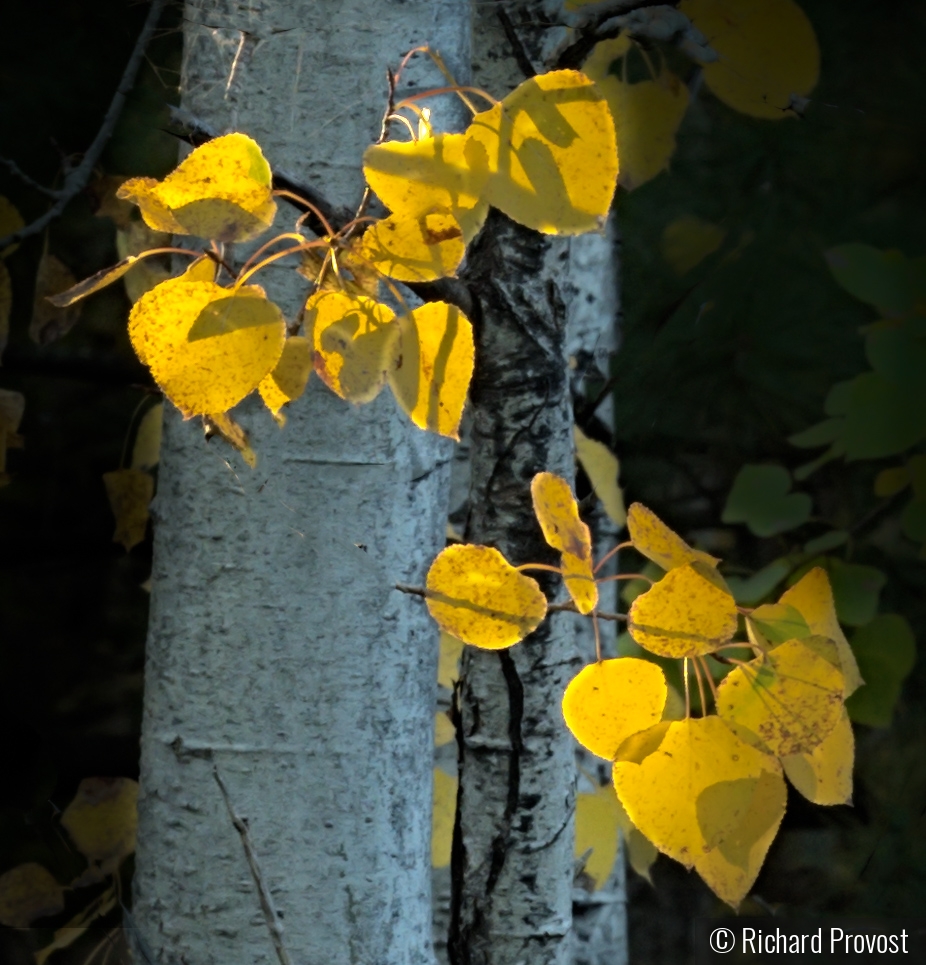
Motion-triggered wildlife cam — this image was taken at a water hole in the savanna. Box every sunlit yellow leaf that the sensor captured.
[531,471,597,613]
[717,636,845,756]
[0,863,64,927]
[31,253,81,344]
[662,216,726,275]
[679,0,820,120]
[629,562,737,658]
[129,278,285,417]
[0,195,25,257]
[130,403,163,472]
[102,469,154,551]
[613,716,783,868]
[389,301,473,439]
[115,220,172,303]
[61,777,138,873]
[432,767,457,868]
[574,425,626,527]
[693,768,787,907]
[778,567,863,696]
[466,70,617,234]
[438,631,465,689]
[359,208,465,282]
[258,336,313,420]
[306,289,398,404]
[626,502,720,571]
[425,544,547,649]
[563,657,667,759]
[363,133,489,243]
[576,784,621,889]
[435,711,456,748]
[204,412,257,468]
[117,133,276,242]
[781,706,853,805]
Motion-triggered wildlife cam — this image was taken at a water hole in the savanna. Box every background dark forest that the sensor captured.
[1,2,924,962]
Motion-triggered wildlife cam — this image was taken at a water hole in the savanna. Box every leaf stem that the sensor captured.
[273,189,336,238]
[593,612,602,663]
[516,563,564,575]
[692,655,708,717]
[593,540,633,574]
[684,658,691,720]
[595,572,653,586]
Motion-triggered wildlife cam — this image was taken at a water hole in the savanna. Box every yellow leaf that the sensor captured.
[425,544,548,649]
[781,706,854,805]
[389,301,474,439]
[0,262,10,361]
[575,784,621,889]
[613,716,784,868]
[466,70,617,234]
[438,631,465,689]
[435,711,456,748]
[363,133,489,243]
[61,777,138,873]
[531,471,597,613]
[662,216,726,275]
[563,658,667,759]
[778,567,863,696]
[693,768,787,907]
[716,636,845,756]
[0,195,25,257]
[258,336,313,419]
[662,684,687,721]
[117,133,276,242]
[746,602,811,646]
[0,863,64,927]
[679,0,820,120]
[359,208,466,282]
[204,412,257,468]
[130,403,163,471]
[432,767,457,868]
[306,289,398,404]
[626,502,720,571]
[102,469,154,551]
[581,36,633,80]
[115,221,172,303]
[574,425,626,527]
[129,278,285,417]
[629,562,738,658]
[619,798,659,884]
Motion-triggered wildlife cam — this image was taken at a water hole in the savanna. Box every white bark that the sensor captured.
[132,2,468,963]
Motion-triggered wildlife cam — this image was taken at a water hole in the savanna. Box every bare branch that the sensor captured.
[0,157,63,199]
[0,0,168,251]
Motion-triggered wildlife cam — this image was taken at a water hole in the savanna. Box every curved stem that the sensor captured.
[692,655,707,717]
[395,85,498,111]
[684,658,691,720]
[698,656,719,705]
[273,189,336,238]
[238,233,313,279]
[516,563,564,575]
[593,612,602,663]
[593,540,633,574]
[595,572,654,586]
[235,242,324,289]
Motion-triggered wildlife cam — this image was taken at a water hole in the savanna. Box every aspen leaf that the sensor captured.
[115,220,172,303]
[306,289,398,404]
[620,801,659,884]
[61,777,138,872]
[359,208,465,282]
[575,784,622,889]
[0,262,10,361]
[562,658,667,760]
[130,403,163,471]
[574,425,626,527]
[425,544,547,649]
[845,614,916,728]
[629,562,738,658]
[626,502,720,571]
[389,302,474,439]
[432,768,457,868]
[0,863,64,927]
[613,717,783,868]
[746,603,810,646]
[0,195,25,257]
[693,768,787,907]
[722,464,811,537]
[826,558,886,628]
[363,133,489,243]
[435,711,456,748]
[662,216,726,275]
[103,469,154,551]
[258,336,313,419]
[31,253,81,344]
[717,636,845,756]
[129,278,285,417]
[438,631,464,689]
[778,567,862,696]
[466,70,617,234]
[581,36,632,81]
[679,0,820,120]
[204,412,257,468]
[117,133,276,242]
[531,471,597,613]
[781,707,853,805]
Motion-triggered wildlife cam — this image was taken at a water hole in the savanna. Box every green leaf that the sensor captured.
[788,418,844,449]
[846,614,916,728]
[722,464,811,537]
[802,530,848,555]
[824,244,919,318]
[825,558,887,627]
[747,603,811,645]
[841,372,926,460]
[900,498,926,542]
[725,558,793,606]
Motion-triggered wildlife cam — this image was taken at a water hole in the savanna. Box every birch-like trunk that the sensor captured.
[131,3,468,963]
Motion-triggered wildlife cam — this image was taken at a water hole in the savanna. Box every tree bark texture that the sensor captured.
[132,2,468,963]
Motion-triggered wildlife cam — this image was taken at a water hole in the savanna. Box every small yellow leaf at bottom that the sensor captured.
[131,403,163,472]
[432,767,457,868]
[575,784,621,889]
[781,707,854,806]
[103,469,154,551]
[61,777,138,873]
[0,863,65,927]
[259,336,313,419]
[574,426,626,528]
[205,412,257,468]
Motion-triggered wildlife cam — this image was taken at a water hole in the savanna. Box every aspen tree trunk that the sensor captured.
[131,2,468,963]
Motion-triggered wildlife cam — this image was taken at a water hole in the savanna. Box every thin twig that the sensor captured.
[395,582,427,598]
[593,540,633,574]
[0,156,62,198]
[213,766,292,965]
[698,655,719,704]
[0,0,168,250]
[692,655,707,717]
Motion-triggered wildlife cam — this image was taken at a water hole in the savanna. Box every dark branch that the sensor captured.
[0,157,62,199]
[0,0,169,250]
[497,8,537,79]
